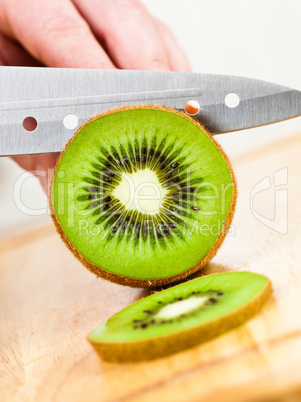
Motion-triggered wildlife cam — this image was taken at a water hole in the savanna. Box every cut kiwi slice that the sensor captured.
[89,272,272,362]
[50,105,237,287]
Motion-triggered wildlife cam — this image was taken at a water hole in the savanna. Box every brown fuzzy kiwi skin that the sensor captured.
[49,105,237,288]
[89,275,272,363]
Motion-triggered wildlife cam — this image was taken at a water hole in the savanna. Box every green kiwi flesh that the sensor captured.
[89,272,271,362]
[50,105,237,287]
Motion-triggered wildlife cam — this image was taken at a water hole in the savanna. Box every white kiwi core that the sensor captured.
[112,168,168,215]
[154,296,209,320]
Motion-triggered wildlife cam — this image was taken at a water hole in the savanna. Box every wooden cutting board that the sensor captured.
[1,134,301,402]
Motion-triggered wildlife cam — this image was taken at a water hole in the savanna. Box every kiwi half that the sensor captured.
[89,272,272,362]
[50,105,237,287]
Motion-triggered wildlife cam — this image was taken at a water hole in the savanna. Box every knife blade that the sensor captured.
[0,66,300,156]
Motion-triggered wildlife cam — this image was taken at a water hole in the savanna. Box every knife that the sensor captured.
[0,66,300,156]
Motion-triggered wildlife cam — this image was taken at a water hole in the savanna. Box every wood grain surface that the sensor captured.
[1,134,301,402]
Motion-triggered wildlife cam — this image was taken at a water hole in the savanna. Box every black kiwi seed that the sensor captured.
[104,196,112,202]
[141,323,148,329]
[171,162,179,169]
[178,188,195,193]
[166,173,172,179]
[143,222,148,236]
[142,147,146,155]
[217,291,224,296]
[192,206,200,211]
[162,225,170,236]
[160,155,166,163]
[143,310,153,315]
[141,156,146,163]
[209,298,218,304]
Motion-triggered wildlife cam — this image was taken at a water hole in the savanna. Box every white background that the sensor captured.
[0,0,300,233]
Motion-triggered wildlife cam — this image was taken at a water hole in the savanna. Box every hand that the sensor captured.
[0,0,190,192]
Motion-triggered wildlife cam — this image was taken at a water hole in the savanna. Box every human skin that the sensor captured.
[0,0,190,192]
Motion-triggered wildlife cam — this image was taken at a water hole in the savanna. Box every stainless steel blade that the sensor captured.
[0,66,300,156]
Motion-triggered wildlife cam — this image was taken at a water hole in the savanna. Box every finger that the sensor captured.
[0,0,114,68]
[0,31,42,66]
[12,154,59,193]
[0,33,53,193]
[154,19,191,72]
[73,0,170,70]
